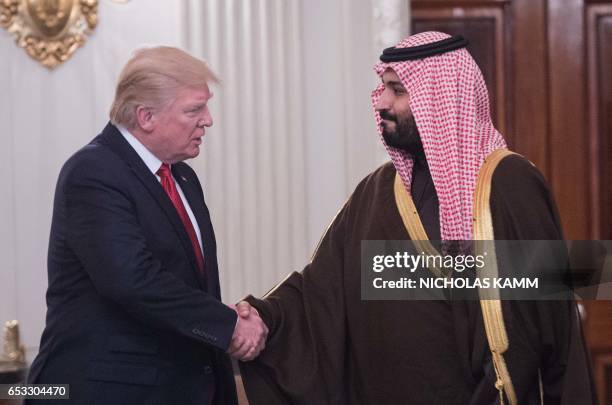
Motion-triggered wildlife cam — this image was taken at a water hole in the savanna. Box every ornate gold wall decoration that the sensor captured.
[0,0,98,69]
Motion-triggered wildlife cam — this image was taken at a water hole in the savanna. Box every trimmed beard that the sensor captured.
[380,112,423,156]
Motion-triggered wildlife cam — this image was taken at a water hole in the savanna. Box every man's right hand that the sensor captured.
[227,302,268,361]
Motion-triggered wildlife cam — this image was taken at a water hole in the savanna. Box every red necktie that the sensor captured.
[157,163,205,276]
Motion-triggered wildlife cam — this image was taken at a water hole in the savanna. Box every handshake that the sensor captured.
[226,301,268,361]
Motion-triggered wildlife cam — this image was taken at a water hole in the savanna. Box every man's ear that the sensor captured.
[135,105,156,132]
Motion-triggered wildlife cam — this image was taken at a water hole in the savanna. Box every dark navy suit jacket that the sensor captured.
[27,123,239,405]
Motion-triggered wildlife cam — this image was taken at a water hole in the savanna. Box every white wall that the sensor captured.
[0,0,408,359]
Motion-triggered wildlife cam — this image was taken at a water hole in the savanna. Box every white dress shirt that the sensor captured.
[117,125,204,254]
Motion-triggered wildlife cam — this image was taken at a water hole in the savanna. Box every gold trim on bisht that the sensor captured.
[392,148,521,405]
[0,0,98,69]
[393,173,450,278]
[473,148,518,405]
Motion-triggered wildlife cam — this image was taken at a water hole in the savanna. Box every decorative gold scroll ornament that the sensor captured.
[0,0,98,69]
[1,320,25,365]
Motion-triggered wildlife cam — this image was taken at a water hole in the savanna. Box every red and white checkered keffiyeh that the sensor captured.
[372,31,506,241]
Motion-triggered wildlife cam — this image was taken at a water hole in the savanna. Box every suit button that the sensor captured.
[203,366,213,374]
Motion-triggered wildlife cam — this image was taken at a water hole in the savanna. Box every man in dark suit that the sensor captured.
[27,46,267,404]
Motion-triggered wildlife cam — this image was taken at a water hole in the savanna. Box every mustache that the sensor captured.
[379,110,396,122]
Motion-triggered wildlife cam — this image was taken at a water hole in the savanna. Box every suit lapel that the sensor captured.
[97,123,205,288]
[172,164,219,296]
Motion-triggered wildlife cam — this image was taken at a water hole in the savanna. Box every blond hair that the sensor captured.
[110,46,219,129]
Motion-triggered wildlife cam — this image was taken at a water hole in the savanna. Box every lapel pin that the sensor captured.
[181,176,188,182]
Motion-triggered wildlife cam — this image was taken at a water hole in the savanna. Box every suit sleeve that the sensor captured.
[63,155,237,352]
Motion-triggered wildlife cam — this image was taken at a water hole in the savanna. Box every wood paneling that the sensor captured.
[547,0,589,239]
[583,300,612,405]
[584,301,612,352]
[412,1,511,143]
[587,4,612,240]
[512,0,549,173]
[594,355,612,405]
[585,7,612,405]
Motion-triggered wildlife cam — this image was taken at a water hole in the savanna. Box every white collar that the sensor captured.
[117,124,165,175]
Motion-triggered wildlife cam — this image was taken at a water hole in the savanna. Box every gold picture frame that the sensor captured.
[0,0,98,69]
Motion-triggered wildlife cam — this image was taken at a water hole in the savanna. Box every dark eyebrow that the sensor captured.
[383,80,405,88]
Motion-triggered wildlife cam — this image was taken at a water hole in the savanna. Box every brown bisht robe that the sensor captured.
[240,155,597,405]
